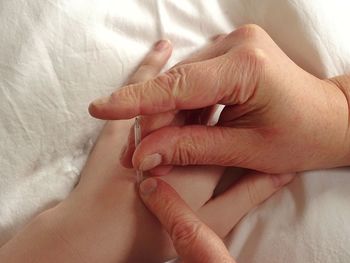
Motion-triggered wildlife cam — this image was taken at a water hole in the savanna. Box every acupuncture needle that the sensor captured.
[134,116,143,184]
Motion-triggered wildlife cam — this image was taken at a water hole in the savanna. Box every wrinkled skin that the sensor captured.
[0,37,294,263]
[90,24,350,174]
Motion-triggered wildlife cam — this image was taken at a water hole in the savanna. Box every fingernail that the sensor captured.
[154,40,170,51]
[91,96,109,106]
[139,153,162,171]
[140,178,158,196]
[272,173,296,188]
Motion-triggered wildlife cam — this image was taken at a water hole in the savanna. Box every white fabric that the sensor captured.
[0,0,349,262]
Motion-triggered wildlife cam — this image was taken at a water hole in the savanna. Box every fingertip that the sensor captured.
[88,97,114,120]
[153,39,172,52]
[89,40,173,121]
[88,102,96,116]
[137,153,163,171]
[156,39,173,66]
[88,101,102,118]
[132,133,166,171]
[151,39,173,64]
[139,177,158,198]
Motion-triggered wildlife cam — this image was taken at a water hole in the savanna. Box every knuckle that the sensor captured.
[156,70,178,89]
[170,218,203,249]
[239,47,266,101]
[173,140,193,165]
[110,86,139,104]
[236,46,268,67]
[172,127,231,165]
[210,129,237,165]
[162,67,188,103]
[222,46,267,104]
[152,67,190,109]
[172,128,202,165]
[233,24,265,41]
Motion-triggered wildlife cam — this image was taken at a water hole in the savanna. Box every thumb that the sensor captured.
[133,125,258,171]
[139,178,235,263]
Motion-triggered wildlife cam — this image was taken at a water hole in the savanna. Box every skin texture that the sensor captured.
[140,178,235,263]
[0,39,294,263]
[141,173,298,263]
[90,24,350,174]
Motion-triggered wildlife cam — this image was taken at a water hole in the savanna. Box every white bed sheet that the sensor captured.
[0,0,349,262]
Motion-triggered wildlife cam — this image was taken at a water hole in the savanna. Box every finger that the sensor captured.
[89,25,266,120]
[89,45,262,120]
[120,105,216,168]
[132,125,260,171]
[122,104,218,171]
[139,178,235,263]
[120,107,216,169]
[120,34,227,168]
[120,111,180,168]
[128,39,172,84]
[117,40,173,167]
[198,172,296,238]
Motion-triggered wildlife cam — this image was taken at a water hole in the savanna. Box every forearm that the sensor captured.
[0,211,80,263]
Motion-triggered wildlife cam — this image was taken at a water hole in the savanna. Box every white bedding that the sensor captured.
[0,0,349,262]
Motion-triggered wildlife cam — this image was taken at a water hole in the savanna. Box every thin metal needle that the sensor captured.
[134,116,143,184]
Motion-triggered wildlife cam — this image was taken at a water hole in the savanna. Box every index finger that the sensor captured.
[88,55,231,120]
[139,178,235,263]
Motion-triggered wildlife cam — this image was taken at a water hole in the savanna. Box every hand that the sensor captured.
[49,39,224,263]
[0,39,295,263]
[89,24,350,174]
[140,176,298,263]
[139,178,235,263]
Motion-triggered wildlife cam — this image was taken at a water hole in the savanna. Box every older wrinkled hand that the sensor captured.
[139,177,235,263]
[89,24,350,174]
